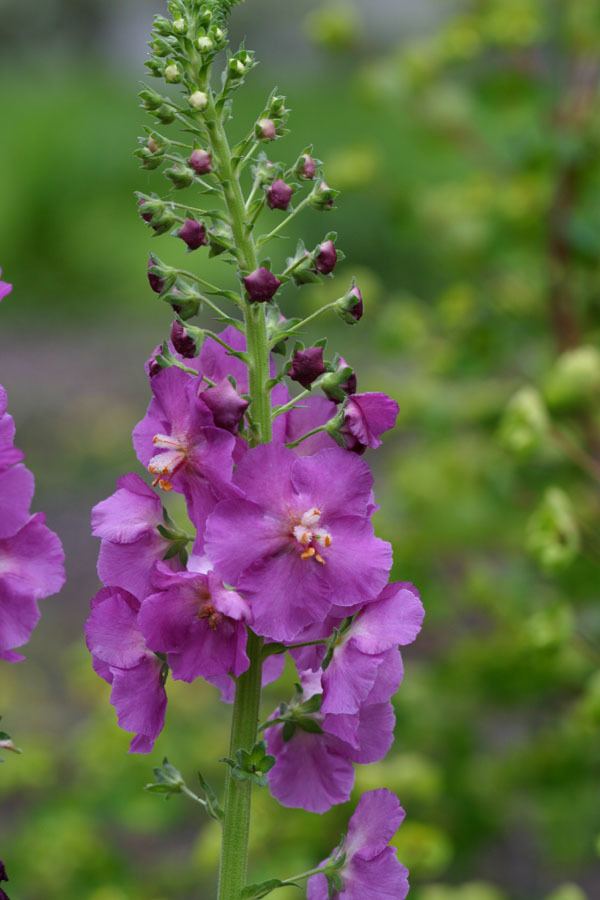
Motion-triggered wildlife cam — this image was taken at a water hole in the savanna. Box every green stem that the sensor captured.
[204,92,272,900]
[269,301,338,346]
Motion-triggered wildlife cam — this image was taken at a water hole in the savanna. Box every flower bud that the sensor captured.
[197,35,214,52]
[172,17,186,34]
[545,345,600,409]
[164,63,181,83]
[296,153,317,180]
[310,180,338,211]
[165,164,195,189]
[177,218,208,251]
[289,347,326,389]
[170,320,200,358]
[500,387,548,456]
[267,179,294,211]
[139,88,163,110]
[229,58,246,77]
[147,255,166,294]
[188,148,213,175]
[256,118,277,141]
[208,223,233,257]
[188,90,208,111]
[155,103,177,124]
[314,239,337,275]
[321,357,356,402]
[243,267,282,303]
[201,379,249,433]
[146,344,166,378]
[335,283,363,323]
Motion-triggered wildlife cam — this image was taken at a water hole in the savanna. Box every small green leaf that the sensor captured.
[241,878,288,899]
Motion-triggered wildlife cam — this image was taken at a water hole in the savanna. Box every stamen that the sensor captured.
[301,547,316,560]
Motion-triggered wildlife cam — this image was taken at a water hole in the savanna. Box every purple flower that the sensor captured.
[86,586,167,753]
[139,564,251,683]
[0,268,12,302]
[341,392,399,453]
[0,386,34,539]
[0,514,65,662]
[267,179,293,211]
[188,148,212,174]
[132,367,237,537]
[205,444,392,641]
[320,583,424,715]
[200,378,249,434]
[265,672,395,812]
[289,347,326,389]
[307,790,409,899]
[92,473,172,601]
[170,320,198,358]
[177,218,208,250]
[314,240,337,275]
[243,267,282,303]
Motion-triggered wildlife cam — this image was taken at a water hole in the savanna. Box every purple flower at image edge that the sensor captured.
[307,790,409,899]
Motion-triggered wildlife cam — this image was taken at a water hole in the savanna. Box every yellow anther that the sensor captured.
[315,553,326,565]
[301,547,316,560]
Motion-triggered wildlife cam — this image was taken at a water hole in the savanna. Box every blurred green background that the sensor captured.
[1,0,600,897]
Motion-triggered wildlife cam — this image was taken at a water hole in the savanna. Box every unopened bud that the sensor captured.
[171,320,201,358]
[243,267,282,303]
[310,180,338,211]
[177,218,208,250]
[267,179,294,211]
[165,164,195,189]
[139,88,163,111]
[527,487,580,573]
[164,63,181,83]
[321,357,356,402]
[296,153,317,180]
[172,17,186,34]
[545,345,600,409]
[147,255,166,294]
[155,103,176,124]
[289,346,326,389]
[197,35,214,52]
[335,283,363,323]
[188,90,208,111]
[500,387,548,456]
[188,148,213,174]
[256,118,277,141]
[314,239,337,275]
[229,58,246,77]
[201,379,249,433]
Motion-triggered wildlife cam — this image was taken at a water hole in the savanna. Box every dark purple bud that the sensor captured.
[256,118,277,141]
[201,378,249,433]
[188,148,213,174]
[335,283,363,323]
[314,239,337,275]
[289,346,326,389]
[321,357,357,402]
[297,153,317,180]
[267,179,294,211]
[145,345,164,378]
[138,198,153,223]
[170,320,198,358]
[0,860,7,882]
[147,255,165,294]
[177,218,208,251]
[243,267,282,303]
[339,356,357,395]
[310,180,338,211]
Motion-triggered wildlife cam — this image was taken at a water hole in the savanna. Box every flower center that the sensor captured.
[148,433,188,491]
[292,507,332,564]
[198,602,221,631]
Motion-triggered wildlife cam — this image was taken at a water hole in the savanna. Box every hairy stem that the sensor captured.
[203,94,270,900]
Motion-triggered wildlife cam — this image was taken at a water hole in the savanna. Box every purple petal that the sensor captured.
[346,789,406,861]
[0,591,40,654]
[344,393,399,450]
[205,498,287,586]
[85,587,147,668]
[350,701,395,765]
[320,518,392,608]
[110,656,167,753]
[232,443,296,514]
[97,530,169,601]
[343,848,409,899]
[291,448,375,519]
[350,582,424,654]
[365,648,404,704]
[285,395,337,456]
[91,473,162,543]
[0,513,65,602]
[321,642,382,715]
[267,727,355,813]
[0,463,34,538]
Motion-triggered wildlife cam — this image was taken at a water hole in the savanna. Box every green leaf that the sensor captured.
[198,771,224,821]
[241,879,289,899]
